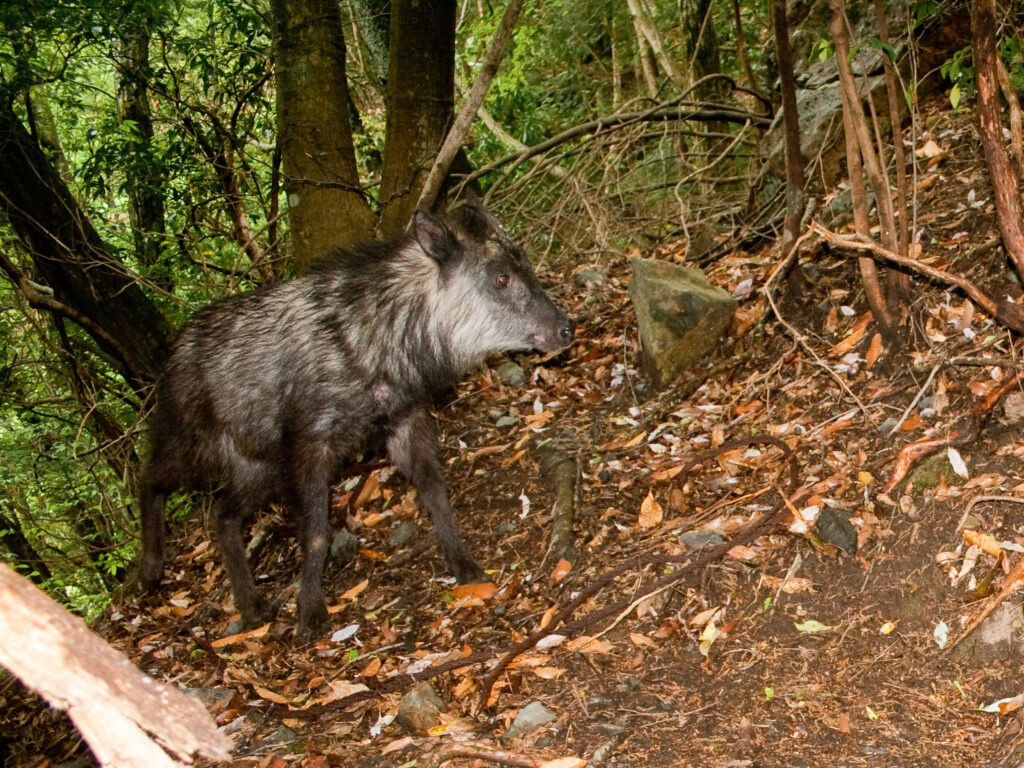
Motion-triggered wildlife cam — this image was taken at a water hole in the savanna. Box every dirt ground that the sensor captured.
[6,103,1024,768]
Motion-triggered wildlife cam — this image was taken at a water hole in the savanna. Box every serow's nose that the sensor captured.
[558,320,576,345]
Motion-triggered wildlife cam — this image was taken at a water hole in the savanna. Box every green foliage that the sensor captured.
[940,45,974,108]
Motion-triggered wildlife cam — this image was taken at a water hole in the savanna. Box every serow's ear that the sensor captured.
[412,209,454,263]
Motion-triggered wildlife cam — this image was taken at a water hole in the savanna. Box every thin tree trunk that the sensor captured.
[272,0,374,269]
[628,8,659,99]
[112,23,168,284]
[772,0,803,257]
[831,0,896,337]
[416,0,524,211]
[973,0,1024,279]
[378,0,456,235]
[731,0,762,98]
[626,0,684,87]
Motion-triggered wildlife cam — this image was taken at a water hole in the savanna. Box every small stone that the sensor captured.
[496,415,519,428]
[396,682,445,733]
[501,701,557,741]
[496,361,528,387]
[330,529,359,563]
[680,530,726,550]
[388,520,418,546]
[817,508,857,554]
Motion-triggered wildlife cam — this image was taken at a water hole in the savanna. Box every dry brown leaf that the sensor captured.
[550,558,572,582]
[253,685,292,705]
[539,604,558,629]
[539,758,585,768]
[865,332,883,369]
[532,666,565,679]
[501,448,527,468]
[210,622,270,648]
[467,442,513,460]
[760,575,815,594]
[629,632,658,648]
[962,529,1001,558]
[564,635,613,654]
[360,657,382,677]
[650,464,684,482]
[638,491,664,529]
[340,578,369,601]
[452,582,498,601]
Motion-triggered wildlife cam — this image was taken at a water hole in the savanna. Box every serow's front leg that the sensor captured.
[387,408,484,583]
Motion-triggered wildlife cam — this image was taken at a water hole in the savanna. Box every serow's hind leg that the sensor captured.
[215,496,270,629]
[292,448,333,641]
[137,462,172,592]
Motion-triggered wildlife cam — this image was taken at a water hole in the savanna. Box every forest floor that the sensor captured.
[7,102,1024,768]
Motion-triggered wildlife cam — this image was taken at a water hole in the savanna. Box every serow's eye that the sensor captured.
[495,274,511,288]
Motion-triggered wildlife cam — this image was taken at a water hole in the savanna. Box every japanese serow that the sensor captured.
[137,202,574,637]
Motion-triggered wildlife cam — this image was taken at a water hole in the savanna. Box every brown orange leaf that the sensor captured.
[638,491,664,529]
[360,656,382,677]
[211,622,270,648]
[539,604,558,629]
[550,558,572,582]
[962,529,1001,558]
[452,582,498,601]
[340,578,369,601]
[865,332,883,369]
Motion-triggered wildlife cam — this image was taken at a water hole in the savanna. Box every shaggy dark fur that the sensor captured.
[137,205,573,637]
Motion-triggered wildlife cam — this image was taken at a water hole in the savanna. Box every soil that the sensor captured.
[5,101,1024,768]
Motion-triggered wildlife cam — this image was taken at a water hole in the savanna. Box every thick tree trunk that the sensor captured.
[377,0,456,234]
[272,0,374,269]
[0,101,171,389]
[0,512,52,585]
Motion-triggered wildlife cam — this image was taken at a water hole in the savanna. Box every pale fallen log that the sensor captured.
[0,563,232,767]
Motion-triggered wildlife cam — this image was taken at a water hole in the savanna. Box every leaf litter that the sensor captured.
[6,101,1024,768]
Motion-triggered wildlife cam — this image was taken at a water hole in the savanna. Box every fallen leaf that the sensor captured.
[532,666,565,679]
[865,332,883,369]
[564,635,613,654]
[962,529,1001,558]
[340,578,369,601]
[550,558,572,582]
[539,758,586,768]
[254,685,292,705]
[629,632,658,648]
[211,622,270,648]
[452,582,498,601]
[638,491,664,529]
[794,620,836,633]
[539,604,558,629]
[361,657,382,677]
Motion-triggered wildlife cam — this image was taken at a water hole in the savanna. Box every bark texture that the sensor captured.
[273,0,374,269]
[0,101,171,389]
[378,0,456,234]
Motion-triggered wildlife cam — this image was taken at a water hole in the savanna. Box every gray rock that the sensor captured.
[396,682,445,733]
[181,686,235,710]
[629,258,736,388]
[330,528,359,563]
[952,603,1024,663]
[501,701,557,741]
[496,361,528,387]
[495,415,519,428]
[680,530,727,550]
[817,508,857,554]
[388,520,418,546]
[251,724,298,751]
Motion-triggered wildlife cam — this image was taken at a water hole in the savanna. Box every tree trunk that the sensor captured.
[972,0,1024,279]
[772,0,804,257]
[112,23,169,286]
[349,0,391,88]
[377,0,456,234]
[0,512,52,585]
[0,101,171,389]
[272,0,375,270]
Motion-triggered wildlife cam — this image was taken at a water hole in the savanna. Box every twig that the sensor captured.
[886,355,945,436]
[955,495,1024,534]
